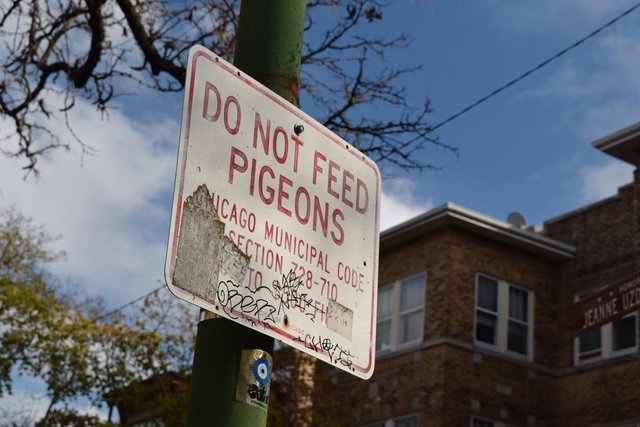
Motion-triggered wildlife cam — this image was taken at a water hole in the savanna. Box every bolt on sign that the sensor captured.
[165,45,381,379]
[573,271,640,336]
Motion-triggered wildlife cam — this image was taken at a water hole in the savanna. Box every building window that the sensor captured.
[471,417,509,427]
[474,274,533,359]
[575,293,637,364]
[376,273,426,353]
[394,415,419,427]
[364,414,419,427]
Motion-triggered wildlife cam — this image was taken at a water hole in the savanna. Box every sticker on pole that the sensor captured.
[236,349,272,411]
[165,45,381,379]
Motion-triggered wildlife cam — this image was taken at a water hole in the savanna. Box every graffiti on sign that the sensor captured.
[165,46,381,379]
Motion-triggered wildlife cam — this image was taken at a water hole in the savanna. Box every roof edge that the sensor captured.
[544,182,633,225]
[592,122,640,165]
[381,203,575,260]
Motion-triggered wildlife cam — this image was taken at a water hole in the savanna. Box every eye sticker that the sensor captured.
[253,357,270,385]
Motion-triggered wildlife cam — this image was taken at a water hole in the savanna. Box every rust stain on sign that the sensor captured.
[173,184,249,302]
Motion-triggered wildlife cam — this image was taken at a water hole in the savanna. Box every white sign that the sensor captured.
[165,45,380,379]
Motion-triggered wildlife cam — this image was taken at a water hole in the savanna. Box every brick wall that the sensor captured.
[443,346,557,427]
[636,168,640,265]
[555,357,640,426]
[446,229,561,368]
[380,227,561,359]
[544,183,637,292]
[335,226,566,427]
[331,175,640,427]
[335,346,446,426]
[442,230,561,426]
[542,175,640,426]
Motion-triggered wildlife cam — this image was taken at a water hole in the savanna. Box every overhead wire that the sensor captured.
[94,284,165,321]
[90,3,640,322]
[430,1,640,132]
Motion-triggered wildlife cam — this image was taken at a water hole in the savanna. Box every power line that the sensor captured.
[94,284,164,322]
[431,1,640,132]
[88,4,640,323]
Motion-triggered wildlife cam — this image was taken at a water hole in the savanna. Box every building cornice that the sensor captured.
[373,337,639,379]
[592,121,640,165]
[381,203,575,260]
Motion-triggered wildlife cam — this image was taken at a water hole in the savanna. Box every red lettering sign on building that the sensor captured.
[573,271,640,335]
[165,45,381,379]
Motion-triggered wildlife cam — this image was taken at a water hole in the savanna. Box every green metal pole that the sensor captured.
[187,316,275,426]
[233,0,306,105]
[186,1,306,426]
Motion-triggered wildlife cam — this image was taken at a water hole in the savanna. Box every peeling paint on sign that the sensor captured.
[327,300,354,340]
[220,234,250,286]
[166,46,381,379]
[173,184,249,302]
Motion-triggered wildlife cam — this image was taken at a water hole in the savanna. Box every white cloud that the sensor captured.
[579,161,634,201]
[0,94,179,305]
[0,91,435,303]
[517,61,610,102]
[0,380,111,424]
[0,389,49,425]
[487,0,638,36]
[578,100,640,141]
[515,31,640,100]
[508,17,640,142]
[380,178,433,230]
[600,33,640,92]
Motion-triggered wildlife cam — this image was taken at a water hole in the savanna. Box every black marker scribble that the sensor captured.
[272,269,316,320]
[294,333,355,368]
[215,279,277,324]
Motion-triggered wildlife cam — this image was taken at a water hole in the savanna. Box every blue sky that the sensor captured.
[1,0,639,417]
[380,0,638,226]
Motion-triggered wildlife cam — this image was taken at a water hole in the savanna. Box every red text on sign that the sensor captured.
[313,151,369,214]
[254,112,304,174]
[228,146,345,246]
[202,81,241,135]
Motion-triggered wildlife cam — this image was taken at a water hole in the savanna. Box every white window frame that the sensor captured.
[574,291,638,365]
[376,273,426,354]
[474,273,534,361]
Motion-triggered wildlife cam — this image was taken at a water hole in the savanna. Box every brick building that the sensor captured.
[333,123,640,427]
[115,124,639,426]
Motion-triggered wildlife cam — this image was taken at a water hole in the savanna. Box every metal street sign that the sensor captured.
[573,271,640,335]
[165,45,380,379]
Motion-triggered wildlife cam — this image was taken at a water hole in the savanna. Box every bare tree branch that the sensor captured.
[0,0,455,174]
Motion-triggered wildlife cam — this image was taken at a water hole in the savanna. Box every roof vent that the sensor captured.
[507,212,527,229]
